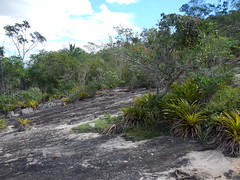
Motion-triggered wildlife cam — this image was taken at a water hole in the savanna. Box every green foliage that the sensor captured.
[16,87,43,102]
[168,78,203,103]
[72,113,122,133]
[168,99,206,138]
[0,57,25,94]
[198,36,238,66]
[29,51,83,94]
[67,87,90,103]
[0,119,8,131]
[124,121,171,141]
[208,9,240,41]
[205,86,240,114]
[16,118,31,131]
[121,93,164,126]
[101,71,123,88]
[213,110,240,155]
[60,97,69,105]
[192,68,234,100]
[16,101,26,108]
[121,66,154,89]
[0,95,15,115]
[27,99,39,110]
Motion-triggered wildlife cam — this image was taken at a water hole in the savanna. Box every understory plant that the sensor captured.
[212,110,240,155]
[0,94,16,116]
[0,119,8,132]
[168,98,206,138]
[205,86,240,114]
[120,92,163,127]
[27,99,39,110]
[16,87,43,102]
[168,78,204,104]
[16,118,31,131]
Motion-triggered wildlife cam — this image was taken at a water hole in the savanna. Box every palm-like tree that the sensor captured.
[62,43,85,59]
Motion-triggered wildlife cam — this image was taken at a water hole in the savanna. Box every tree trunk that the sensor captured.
[156,69,185,99]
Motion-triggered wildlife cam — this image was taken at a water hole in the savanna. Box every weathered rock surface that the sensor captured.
[0,87,240,180]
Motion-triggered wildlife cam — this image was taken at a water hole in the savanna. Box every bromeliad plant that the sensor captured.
[120,92,162,127]
[168,98,206,138]
[27,99,39,110]
[16,118,31,131]
[0,119,8,132]
[213,110,240,155]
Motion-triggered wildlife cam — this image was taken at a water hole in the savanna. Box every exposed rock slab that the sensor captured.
[1,88,240,180]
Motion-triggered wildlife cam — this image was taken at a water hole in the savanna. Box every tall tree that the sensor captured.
[4,20,46,60]
[0,46,4,59]
[179,0,215,18]
[180,0,240,17]
[114,13,232,98]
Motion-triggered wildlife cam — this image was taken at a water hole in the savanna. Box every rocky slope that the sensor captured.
[1,88,240,180]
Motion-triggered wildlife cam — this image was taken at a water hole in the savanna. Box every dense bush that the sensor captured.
[121,93,165,126]
[192,67,234,101]
[0,95,15,115]
[16,87,43,102]
[205,86,240,114]
[167,78,204,103]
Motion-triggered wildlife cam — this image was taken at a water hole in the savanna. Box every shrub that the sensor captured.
[168,78,203,104]
[27,100,39,110]
[192,67,234,101]
[0,95,15,116]
[68,88,90,103]
[204,86,240,114]
[168,99,206,138]
[85,81,99,97]
[16,101,26,108]
[101,71,123,88]
[60,97,69,105]
[16,118,31,131]
[212,110,240,155]
[0,119,8,132]
[16,87,43,102]
[121,93,164,127]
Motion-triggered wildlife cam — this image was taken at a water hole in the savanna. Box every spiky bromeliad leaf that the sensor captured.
[213,110,240,155]
[168,98,206,138]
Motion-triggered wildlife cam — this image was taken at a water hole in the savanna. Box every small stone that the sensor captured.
[89,123,95,127]
[21,108,34,115]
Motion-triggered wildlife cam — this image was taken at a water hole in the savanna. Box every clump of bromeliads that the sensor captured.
[101,76,240,156]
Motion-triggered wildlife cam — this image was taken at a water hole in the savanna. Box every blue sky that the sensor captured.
[0,0,220,54]
[91,0,193,28]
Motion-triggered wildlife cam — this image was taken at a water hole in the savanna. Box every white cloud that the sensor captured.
[0,0,139,56]
[106,0,140,5]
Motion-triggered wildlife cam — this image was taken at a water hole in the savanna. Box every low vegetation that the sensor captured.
[0,119,8,131]
[72,113,122,133]
[16,118,31,131]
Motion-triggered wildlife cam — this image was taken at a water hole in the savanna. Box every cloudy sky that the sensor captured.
[0,0,219,56]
